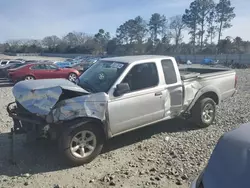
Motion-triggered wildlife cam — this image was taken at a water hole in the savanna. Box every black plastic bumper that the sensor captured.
[7,102,46,133]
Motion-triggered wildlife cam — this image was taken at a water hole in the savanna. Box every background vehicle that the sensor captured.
[190,122,250,188]
[54,61,73,68]
[8,55,237,165]
[0,59,24,66]
[0,62,27,77]
[8,63,80,82]
[71,57,100,74]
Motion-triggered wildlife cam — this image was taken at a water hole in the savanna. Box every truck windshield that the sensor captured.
[78,60,127,93]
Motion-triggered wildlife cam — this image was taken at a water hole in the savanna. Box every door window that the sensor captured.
[161,59,177,84]
[31,64,47,70]
[46,64,58,70]
[122,62,159,92]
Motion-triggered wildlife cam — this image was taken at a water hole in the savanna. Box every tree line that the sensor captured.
[2,0,250,55]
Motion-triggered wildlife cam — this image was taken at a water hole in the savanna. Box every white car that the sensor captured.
[0,60,24,66]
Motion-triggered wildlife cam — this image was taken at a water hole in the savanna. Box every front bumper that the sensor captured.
[7,102,46,133]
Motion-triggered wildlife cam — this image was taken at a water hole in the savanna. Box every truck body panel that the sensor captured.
[10,55,237,138]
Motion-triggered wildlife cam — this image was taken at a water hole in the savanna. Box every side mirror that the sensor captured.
[114,83,130,97]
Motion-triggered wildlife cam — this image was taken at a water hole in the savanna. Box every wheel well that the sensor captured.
[24,75,35,79]
[69,72,77,76]
[198,92,219,104]
[61,117,107,139]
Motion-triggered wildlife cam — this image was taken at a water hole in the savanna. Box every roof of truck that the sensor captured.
[102,55,173,64]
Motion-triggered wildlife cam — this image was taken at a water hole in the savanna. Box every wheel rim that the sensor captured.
[70,131,97,159]
[68,73,77,82]
[202,103,214,123]
[25,76,34,80]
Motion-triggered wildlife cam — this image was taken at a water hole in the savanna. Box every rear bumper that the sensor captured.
[8,73,22,82]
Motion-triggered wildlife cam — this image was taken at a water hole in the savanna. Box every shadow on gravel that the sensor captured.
[0,77,13,87]
[0,118,198,177]
[103,118,197,153]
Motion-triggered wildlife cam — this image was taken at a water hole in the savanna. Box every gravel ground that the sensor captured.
[0,69,249,188]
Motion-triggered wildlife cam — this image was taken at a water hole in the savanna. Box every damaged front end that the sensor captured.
[7,79,108,139]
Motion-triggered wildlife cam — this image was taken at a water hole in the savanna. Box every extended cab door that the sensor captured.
[160,59,183,117]
[108,62,165,135]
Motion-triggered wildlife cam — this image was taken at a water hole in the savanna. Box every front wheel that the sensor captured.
[68,73,77,82]
[191,98,216,128]
[59,124,104,166]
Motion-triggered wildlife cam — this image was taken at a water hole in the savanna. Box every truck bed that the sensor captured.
[179,65,231,80]
[179,64,236,113]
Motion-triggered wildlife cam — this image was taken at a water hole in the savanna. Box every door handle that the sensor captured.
[155,91,162,96]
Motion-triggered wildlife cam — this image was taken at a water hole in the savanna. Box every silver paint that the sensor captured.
[11,56,236,139]
[47,92,108,123]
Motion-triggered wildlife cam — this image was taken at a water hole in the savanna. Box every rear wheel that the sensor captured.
[191,98,216,128]
[59,123,104,166]
[24,75,35,80]
[68,73,77,82]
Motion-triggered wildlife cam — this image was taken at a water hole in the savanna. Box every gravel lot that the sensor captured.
[0,68,249,188]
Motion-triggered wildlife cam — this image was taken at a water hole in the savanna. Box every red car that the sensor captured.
[8,63,80,83]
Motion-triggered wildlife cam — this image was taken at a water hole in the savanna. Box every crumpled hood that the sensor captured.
[46,92,108,123]
[202,123,250,188]
[12,79,89,116]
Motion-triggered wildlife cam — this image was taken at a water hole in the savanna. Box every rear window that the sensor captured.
[9,61,22,64]
[12,63,24,68]
[161,59,177,84]
[11,64,27,70]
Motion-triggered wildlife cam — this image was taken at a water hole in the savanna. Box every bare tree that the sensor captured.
[42,35,61,49]
[215,0,236,43]
[169,15,185,50]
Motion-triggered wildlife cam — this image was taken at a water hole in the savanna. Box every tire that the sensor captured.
[191,98,216,128]
[68,73,77,82]
[24,75,35,80]
[59,123,104,166]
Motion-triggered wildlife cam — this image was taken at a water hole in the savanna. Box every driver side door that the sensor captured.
[108,62,165,135]
[45,64,64,78]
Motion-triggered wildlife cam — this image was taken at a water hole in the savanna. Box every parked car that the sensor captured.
[0,62,28,77]
[54,61,73,68]
[0,59,24,66]
[72,56,92,64]
[7,55,237,165]
[72,57,100,74]
[191,122,250,188]
[8,63,80,82]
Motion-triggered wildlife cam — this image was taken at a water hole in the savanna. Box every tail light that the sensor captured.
[234,75,237,88]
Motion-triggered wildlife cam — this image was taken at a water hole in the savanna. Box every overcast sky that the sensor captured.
[0,0,249,42]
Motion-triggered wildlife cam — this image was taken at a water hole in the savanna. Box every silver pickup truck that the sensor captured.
[7,55,237,165]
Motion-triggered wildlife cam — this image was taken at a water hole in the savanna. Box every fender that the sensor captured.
[186,85,221,112]
[58,117,108,140]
